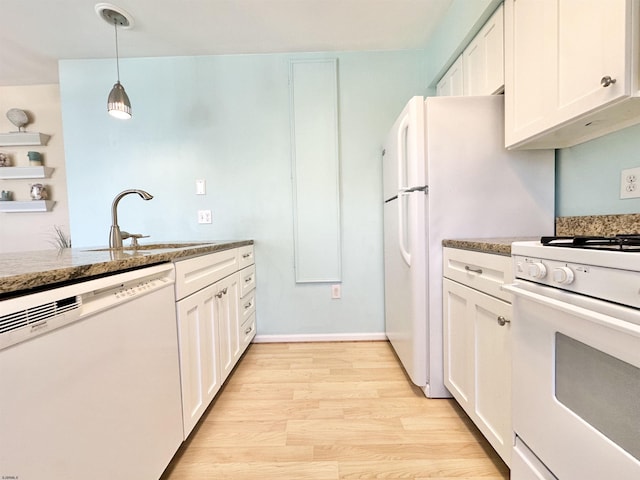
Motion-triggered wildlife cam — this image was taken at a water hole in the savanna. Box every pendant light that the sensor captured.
[96,4,134,119]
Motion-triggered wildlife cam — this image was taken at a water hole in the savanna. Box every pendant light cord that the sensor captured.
[114,19,120,82]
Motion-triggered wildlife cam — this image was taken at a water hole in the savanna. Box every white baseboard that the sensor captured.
[252,332,388,343]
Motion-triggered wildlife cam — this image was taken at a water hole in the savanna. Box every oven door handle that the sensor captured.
[503,283,640,338]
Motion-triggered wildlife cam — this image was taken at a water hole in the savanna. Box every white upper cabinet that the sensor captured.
[437,5,504,97]
[463,4,505,96]
[505,0,640,149]
[437,55,465,96]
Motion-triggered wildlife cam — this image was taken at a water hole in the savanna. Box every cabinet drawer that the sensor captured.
[239,264,256,298]
[240,313,256,349]
[239,290,256,326]
[443,247,512,302]
[174,248,238,300]
[238,245,254,270]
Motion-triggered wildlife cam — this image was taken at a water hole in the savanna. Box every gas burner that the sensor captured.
[541,235,640,251]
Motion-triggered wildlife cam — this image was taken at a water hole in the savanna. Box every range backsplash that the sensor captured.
[556,214,640,237]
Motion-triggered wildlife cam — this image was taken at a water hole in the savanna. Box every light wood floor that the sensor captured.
[161,341,509,480]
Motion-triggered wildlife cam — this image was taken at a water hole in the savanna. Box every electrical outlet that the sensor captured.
[197,210,212,224]
[620,167,640,199]
[331,284,341,299]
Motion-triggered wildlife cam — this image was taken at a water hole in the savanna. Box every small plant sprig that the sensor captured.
[50,225,71,249]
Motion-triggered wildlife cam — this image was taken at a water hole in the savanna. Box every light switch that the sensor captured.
[196,179,206,195]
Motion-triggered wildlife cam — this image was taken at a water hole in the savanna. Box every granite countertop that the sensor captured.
[0,240,253,296]
[442,237,538,256]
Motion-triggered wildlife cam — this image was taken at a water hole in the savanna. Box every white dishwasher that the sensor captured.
[0,263,183,480]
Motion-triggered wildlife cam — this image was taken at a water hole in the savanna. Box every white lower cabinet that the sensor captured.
[176,281,223,437]
[443,247,512,466]
[216,272,240,384]
[175,245,256,439]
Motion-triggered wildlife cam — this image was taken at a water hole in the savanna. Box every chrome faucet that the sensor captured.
[109,189,153,249]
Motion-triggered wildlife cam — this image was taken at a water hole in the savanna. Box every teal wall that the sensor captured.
[556,123,640,216]
[58,50,426,337]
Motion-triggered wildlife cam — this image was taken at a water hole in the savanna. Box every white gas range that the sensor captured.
[504,236,640,480]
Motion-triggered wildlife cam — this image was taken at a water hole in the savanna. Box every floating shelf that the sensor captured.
[0,166,54,179]
[0,200,55,213]
[0,132,50,146]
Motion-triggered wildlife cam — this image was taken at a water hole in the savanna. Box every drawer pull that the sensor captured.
[465,265,483,274]
[245,326,253,335]
[245,276,253,283]
[244,301,253,310]
[497,316,510,326]
[242,253,252,259]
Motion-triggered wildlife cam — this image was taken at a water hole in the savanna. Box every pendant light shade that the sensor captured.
[96,3,134,119]
[107,81,131,119]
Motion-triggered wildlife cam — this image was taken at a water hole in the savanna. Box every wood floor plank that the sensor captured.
[161,341,508,480]
[338,458,507,479]
[167,461,339,480]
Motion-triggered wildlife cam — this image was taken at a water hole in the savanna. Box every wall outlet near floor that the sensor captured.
[197,210,212,224]
[620,167,640,199]
[331,284,341,299]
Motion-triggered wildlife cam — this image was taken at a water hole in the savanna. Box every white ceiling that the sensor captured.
[0,0,453,86]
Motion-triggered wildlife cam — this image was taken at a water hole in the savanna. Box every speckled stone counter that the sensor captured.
[556,214,640,236]
[442,237,538,256]
[0,240,253,296]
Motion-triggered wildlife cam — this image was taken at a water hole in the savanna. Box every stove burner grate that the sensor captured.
[541,235,640,251]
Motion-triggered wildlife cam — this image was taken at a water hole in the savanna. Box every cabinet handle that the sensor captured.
[215,287,228,298]
[465,265,483,274]
[245,276,253,283]
[497,315,510,326]
[244,300,253,310]
[242,253,251,259]
[245,326,253,335]
[601,76,616,87]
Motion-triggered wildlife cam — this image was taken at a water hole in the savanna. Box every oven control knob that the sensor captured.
[527,262,547,278]
[552,266,575,285]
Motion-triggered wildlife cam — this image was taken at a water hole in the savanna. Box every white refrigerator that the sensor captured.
[383,95,555,398]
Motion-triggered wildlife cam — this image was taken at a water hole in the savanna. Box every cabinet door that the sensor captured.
[443,277,512,466]
[176,283,221,438]
[555,0,630,123]
[505,0,556,146]
[463,4,504,96]
[505,0,635,148]
[217,272,240,383]
[473,286,512,466]
[443,278,473,410]
[436,55,464,96]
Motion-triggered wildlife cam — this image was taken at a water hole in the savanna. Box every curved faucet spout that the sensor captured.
[109,189,154,249]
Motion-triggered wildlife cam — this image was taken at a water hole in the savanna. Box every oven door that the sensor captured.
[504,281,640,480]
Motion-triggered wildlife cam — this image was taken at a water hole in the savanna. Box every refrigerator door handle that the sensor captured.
[401,185,428,194]
[397,114,410,191]
[398,191,411,266]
